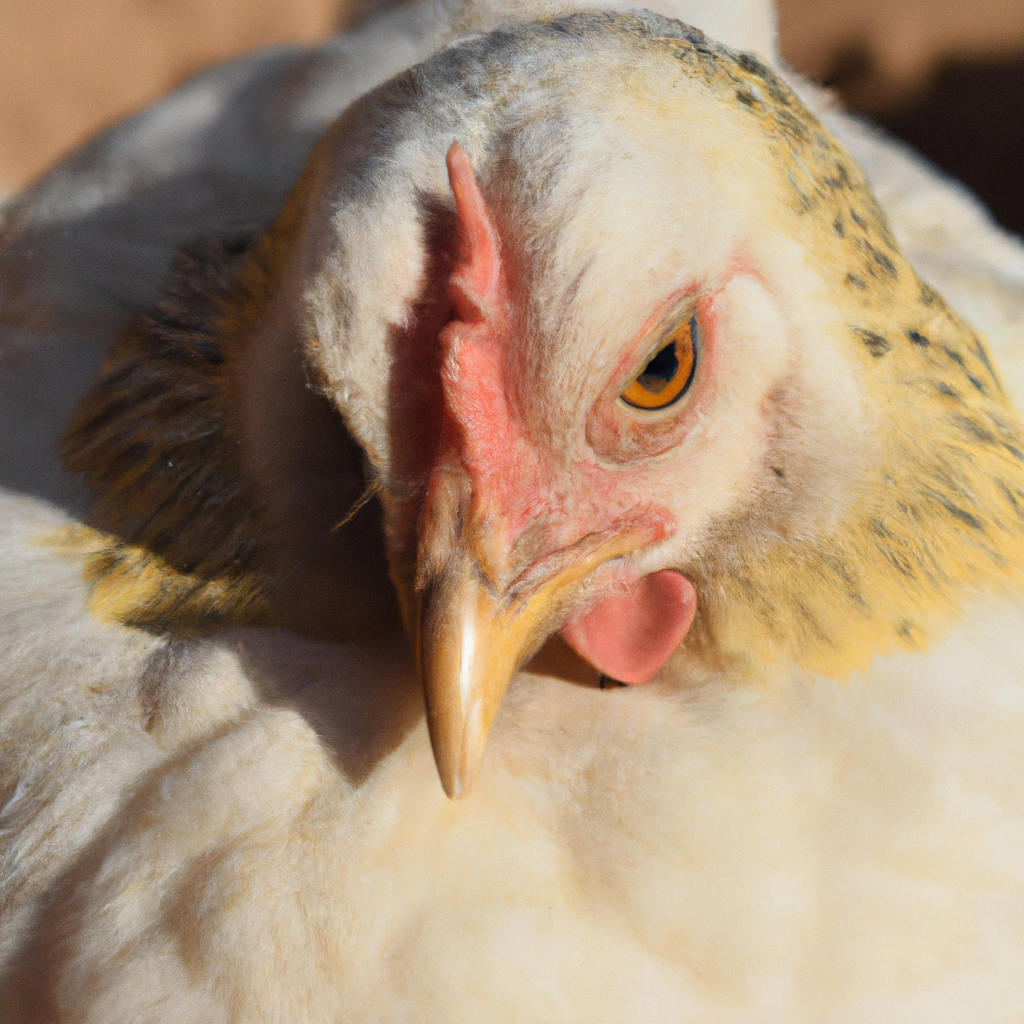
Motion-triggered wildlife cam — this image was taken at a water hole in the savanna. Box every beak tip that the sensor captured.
[441,774,470,800]
[430,725,482,800]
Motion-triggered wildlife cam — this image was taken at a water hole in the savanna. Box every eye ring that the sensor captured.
[620,315,698,411]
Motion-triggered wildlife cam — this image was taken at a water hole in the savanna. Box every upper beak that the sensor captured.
[411,523,643,798]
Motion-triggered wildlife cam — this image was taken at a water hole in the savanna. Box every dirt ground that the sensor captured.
[1,0,1023,200]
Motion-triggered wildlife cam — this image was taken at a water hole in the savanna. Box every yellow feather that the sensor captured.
[39,525,271,635]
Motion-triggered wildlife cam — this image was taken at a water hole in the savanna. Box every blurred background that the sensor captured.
[1,0,1022,232]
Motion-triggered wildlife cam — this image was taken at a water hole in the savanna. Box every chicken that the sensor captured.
[4,1,1024,1020]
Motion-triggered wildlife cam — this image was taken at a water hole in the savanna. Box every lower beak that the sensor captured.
[414,531,642,798]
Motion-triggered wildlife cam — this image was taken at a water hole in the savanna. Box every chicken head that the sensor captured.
[63,11,1024,798]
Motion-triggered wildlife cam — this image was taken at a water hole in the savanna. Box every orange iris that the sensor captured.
[620,316,697,410]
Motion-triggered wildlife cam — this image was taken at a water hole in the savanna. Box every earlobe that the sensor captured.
[561,569,697,684]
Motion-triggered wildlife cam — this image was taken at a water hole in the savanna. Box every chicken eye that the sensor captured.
[620,316,697,410]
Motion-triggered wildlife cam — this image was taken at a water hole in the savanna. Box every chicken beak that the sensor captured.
[413,527,644,798]
[416,556,524,799]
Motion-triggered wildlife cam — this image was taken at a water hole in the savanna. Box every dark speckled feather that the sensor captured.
[62,236,261,584]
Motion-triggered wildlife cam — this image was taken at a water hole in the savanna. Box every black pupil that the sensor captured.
[638,341,678,394]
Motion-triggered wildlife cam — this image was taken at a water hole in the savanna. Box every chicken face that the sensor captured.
[403,134,869,796]
[294,11,1021,796]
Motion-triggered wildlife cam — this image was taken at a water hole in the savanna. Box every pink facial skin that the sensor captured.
[435,144,701,683]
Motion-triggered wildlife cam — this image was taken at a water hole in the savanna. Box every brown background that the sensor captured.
[1,0,1023,230]
[0,0,351,193]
